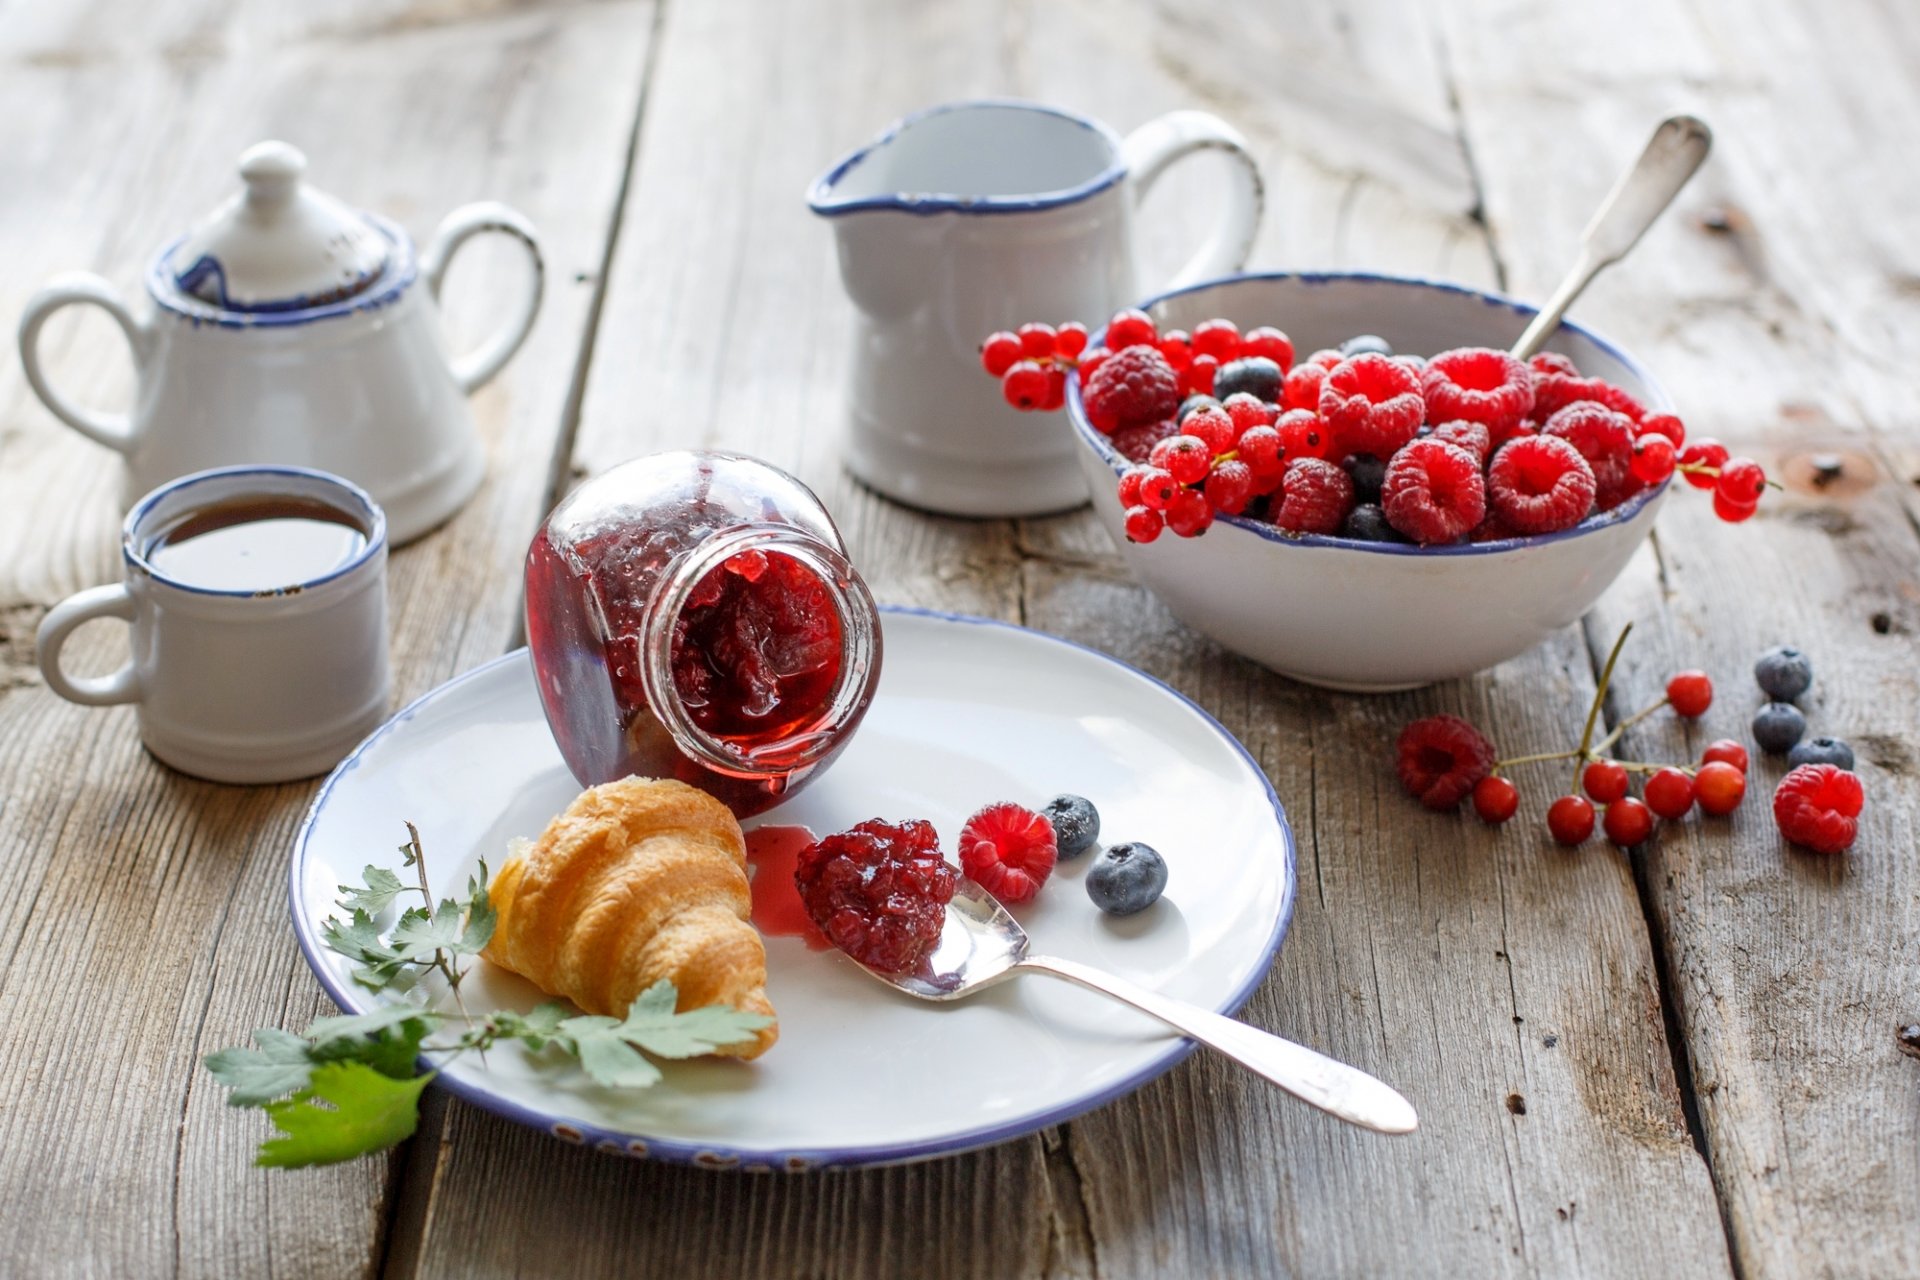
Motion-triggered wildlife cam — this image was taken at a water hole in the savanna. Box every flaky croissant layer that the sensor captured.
[484,776,779,1058]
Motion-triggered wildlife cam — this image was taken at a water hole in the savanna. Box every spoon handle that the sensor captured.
[1509,115,1713,362]
[1016,954,1418,1134]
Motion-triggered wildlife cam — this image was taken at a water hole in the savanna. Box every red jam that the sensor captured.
[793,819,957,973]
[524,451,880,816]
[745,824,831,949]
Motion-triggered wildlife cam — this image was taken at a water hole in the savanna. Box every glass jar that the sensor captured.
[524,450,881,816]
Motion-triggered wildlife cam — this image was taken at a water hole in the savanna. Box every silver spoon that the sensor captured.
[1509,115,1713,362]
[853,877,1419,1134]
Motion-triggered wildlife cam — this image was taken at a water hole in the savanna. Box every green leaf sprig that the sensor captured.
[205,824,771,1168]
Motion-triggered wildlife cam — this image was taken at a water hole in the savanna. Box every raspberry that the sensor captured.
[1472,775,1519,824]
[1678,438,1729,489]
[1666,670,1712,718]
[1283,360,1328,412]
[1056,322,1089,358]
[1019,323,1057,358]
[1205,460,1255,514]
[1184,405,1237,455]
[980,331,1023,377]
[1469,510,1522,543]
[959,802,1059,902]
[1603,797,1654,847]
[1105,308,1157,351]
[1149,434,1212,485]
[795,819,958,974]
[1637,413,1685,447]
[1083,345,1181,433]
[1543,402,1636,508]
[1156,330,1193,370]
[1319,354,1425,457]
[1164,486,1213,538]
[1487,435,1596,534]
[1275,409,1333,462]
[1645,768,1695,820]
[1529,351,1580,380]
[1308,348,1344,370]
[1381,439,1486,544]
[1772,764,1864,854]
[1241,326,1295,370]
[1701,739,1748,773]
[1191,319,1241,362]
[1582,760,1629,805]
[1124,505,1164,543]
[1693,761,1746,816]
[1182,354,1219,397]
[1428,419,1491,463]
[1110,416,1179,463]
[1272,457,1354,536]
[1630,434,1677,486]
[1421,348,1535,443]
[1002,361,1051,410]
[1547,795,1595,845]
[1530,372,1646,425]
[1395,714,1496,811]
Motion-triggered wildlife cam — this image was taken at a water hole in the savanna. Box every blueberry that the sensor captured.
[1211,357,1283,404]
[1086,843,1168,916]
[1340,334,1393,358]
[1341,503,1403,543]
[1787,736,1855,770]
[1754,645,1813,702]
[1177,394,1222,425]
[1751,701,1807,754]
[1342,453,1388,503]
[1042,794,1101,859]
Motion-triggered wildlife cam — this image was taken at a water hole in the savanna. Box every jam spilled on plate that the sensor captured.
[745,824,831,950]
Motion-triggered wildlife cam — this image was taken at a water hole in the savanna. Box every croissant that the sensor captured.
[483,776,778,1059]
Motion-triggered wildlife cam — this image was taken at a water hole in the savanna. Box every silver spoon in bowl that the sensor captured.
[1509,115,1713,362]
[849,877,1419,1135]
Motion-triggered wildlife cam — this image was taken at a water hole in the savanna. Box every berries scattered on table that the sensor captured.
[1395,715,1496,812]
[1772,764,1864,854]
[1700,739,1749,774]
[1788,736,1854,770]
[1751,701,1807,754]
[1693,762,1747,817]
[1472,775,1519,824]
[958,802,1058,904]
[1602,796,1654,848]
[1043,795,1102,859]
[1754,644,1812,702]
[1644,768,1696,820]
[1582,759,1630,805]
[1086,842,1169,915]
[1547,795,1596,845]
[1666,670,1713,718]
[795,819,958,974]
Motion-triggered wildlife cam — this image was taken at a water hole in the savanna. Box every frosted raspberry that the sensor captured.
[1110,415,1179,463]
[1427,419,1491,463]
[1488,435,1596,534]
[1772,764,1864,854]
[1530,372,1646,425]
[1421,348,1535,444]
[1396,715,1496,812]
[1318,354,1424,457]
[1544,402,1637,509]
[1083,345,1180,433]
[1382,439,1487,545]
[1271,458,1354,536]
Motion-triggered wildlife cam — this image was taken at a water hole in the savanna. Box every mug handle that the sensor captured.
[420,202,546,395]
[36,584,142,706]
[17,273,151,454]
[1122,111,1265,291]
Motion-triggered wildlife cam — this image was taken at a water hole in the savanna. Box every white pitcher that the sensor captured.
[809,100,1263,517]
[18,141,544,545]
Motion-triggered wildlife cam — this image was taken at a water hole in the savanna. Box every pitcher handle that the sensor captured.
[18,273,151,454]
[36,583,142,707]
[1122,111,1264,291]
[420,202,545,395]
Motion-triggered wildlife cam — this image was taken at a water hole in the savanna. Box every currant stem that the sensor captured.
[1591,694,1669,755]
[1571,622,1634,789]
[1492,749,1580,772]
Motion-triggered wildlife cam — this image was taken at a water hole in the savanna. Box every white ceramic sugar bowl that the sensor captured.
[17,141,545,544]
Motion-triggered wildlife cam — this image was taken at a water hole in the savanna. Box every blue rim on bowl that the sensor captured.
[1067,270,1675,555]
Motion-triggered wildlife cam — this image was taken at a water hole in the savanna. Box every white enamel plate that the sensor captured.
[292,608,1295,1169]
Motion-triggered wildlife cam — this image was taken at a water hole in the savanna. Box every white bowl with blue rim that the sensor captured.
[1067,272,1672,692]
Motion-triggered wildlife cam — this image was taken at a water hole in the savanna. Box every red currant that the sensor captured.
[1123,504,1165,543]
[980,331,1023,377]
[1150,435,1212,486]
[1077,349,1110,385]
[1276,409,1332,461]
[1018,323,1057,359]
[1678,438,1729,489]
[1236,426,1284,488]
[1117,466,1149,507]
[1630,434,1676,485]
[1666,670,1713,718]
[1309,348,1344,370]
[1183,406,1236,455]
[1002,361,1051,410]
[1637,413,1686,447]
[1547,794,1596,845]
[1644,767,1696,820]
[1206,460,1255,514]
[1181,354,1219,397]
[1055,322,1089,359]
[1701,739,1749,774]
[1040,367,1068,412]
[1191,319,1242,362]
[1603,796,1654,847]
[1106,308,1157,351]
[1156,330,1194,371]
[1223,394,1274,440]
[1136,467,1179,511]
[1711,490,1759,523]
[1582,759,1630,805]
[1472,775,1519,824]
[1164,486,1213,537]
[1241,326,1295,371]
[1694,761,1747,816]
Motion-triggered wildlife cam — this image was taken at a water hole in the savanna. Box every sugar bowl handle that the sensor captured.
[18,273,152,455]
[1121,111,1264,291]
[421,202,545,395]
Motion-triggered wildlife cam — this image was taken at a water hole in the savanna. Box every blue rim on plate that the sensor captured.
[1068,269,1676,555]
[807,99,1130,218]
[290,605,1297,1170]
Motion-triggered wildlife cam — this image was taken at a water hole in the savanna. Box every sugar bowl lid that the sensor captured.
[167,141,389,313]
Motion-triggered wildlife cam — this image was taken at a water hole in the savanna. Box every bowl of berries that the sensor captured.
[983,272,1764,691]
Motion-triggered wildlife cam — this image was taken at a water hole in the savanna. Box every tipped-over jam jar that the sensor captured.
[525,450,881,816]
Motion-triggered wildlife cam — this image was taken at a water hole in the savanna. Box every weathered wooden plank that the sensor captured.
[0,3,655,1276]
[1441,0,1920,1274]
[400,1,1733,1276]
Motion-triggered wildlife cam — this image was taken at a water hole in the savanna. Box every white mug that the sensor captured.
[36,466,390,784]
[809,99,1264,517]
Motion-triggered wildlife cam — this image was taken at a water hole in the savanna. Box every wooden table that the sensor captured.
[3,1,1915,1275]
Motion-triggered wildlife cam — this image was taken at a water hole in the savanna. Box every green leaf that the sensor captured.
[605,980,775,1059]
[305,1005,439,1045]
[337,865,410,915]
[482,1002,569,1052]
[305,1008,438,1080]
[388,900,462,963]
[255,1062,433,1168]
[560,1017,664,1089]
[458,860,496,956]
[320,909,422,992]
[204,1029,315,1107]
